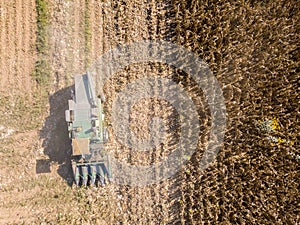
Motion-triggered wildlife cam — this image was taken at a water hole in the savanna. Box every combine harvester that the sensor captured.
[65,73,112,186]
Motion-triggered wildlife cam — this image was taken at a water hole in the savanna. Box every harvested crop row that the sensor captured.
[0,0,36,95]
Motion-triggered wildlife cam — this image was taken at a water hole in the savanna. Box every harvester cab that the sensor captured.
[65,73,112,186]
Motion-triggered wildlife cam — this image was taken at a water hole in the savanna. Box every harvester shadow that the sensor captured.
[38,85,74,186]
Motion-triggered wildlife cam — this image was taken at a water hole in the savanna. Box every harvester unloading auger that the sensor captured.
[65,73,112,186]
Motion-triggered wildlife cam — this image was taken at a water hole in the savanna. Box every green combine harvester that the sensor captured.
[65,73,112,186]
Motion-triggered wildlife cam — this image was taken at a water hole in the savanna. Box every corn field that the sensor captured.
[0,0,298,224]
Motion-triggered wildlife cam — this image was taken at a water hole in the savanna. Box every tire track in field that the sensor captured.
[0,0,8,91]
[15,0,35,93]
[15,0,22,91]
[4,1,15,94]
[0,0,35,95]
[21,0,36,93]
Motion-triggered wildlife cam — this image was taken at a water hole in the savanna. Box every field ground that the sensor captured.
[0,0,299,224]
